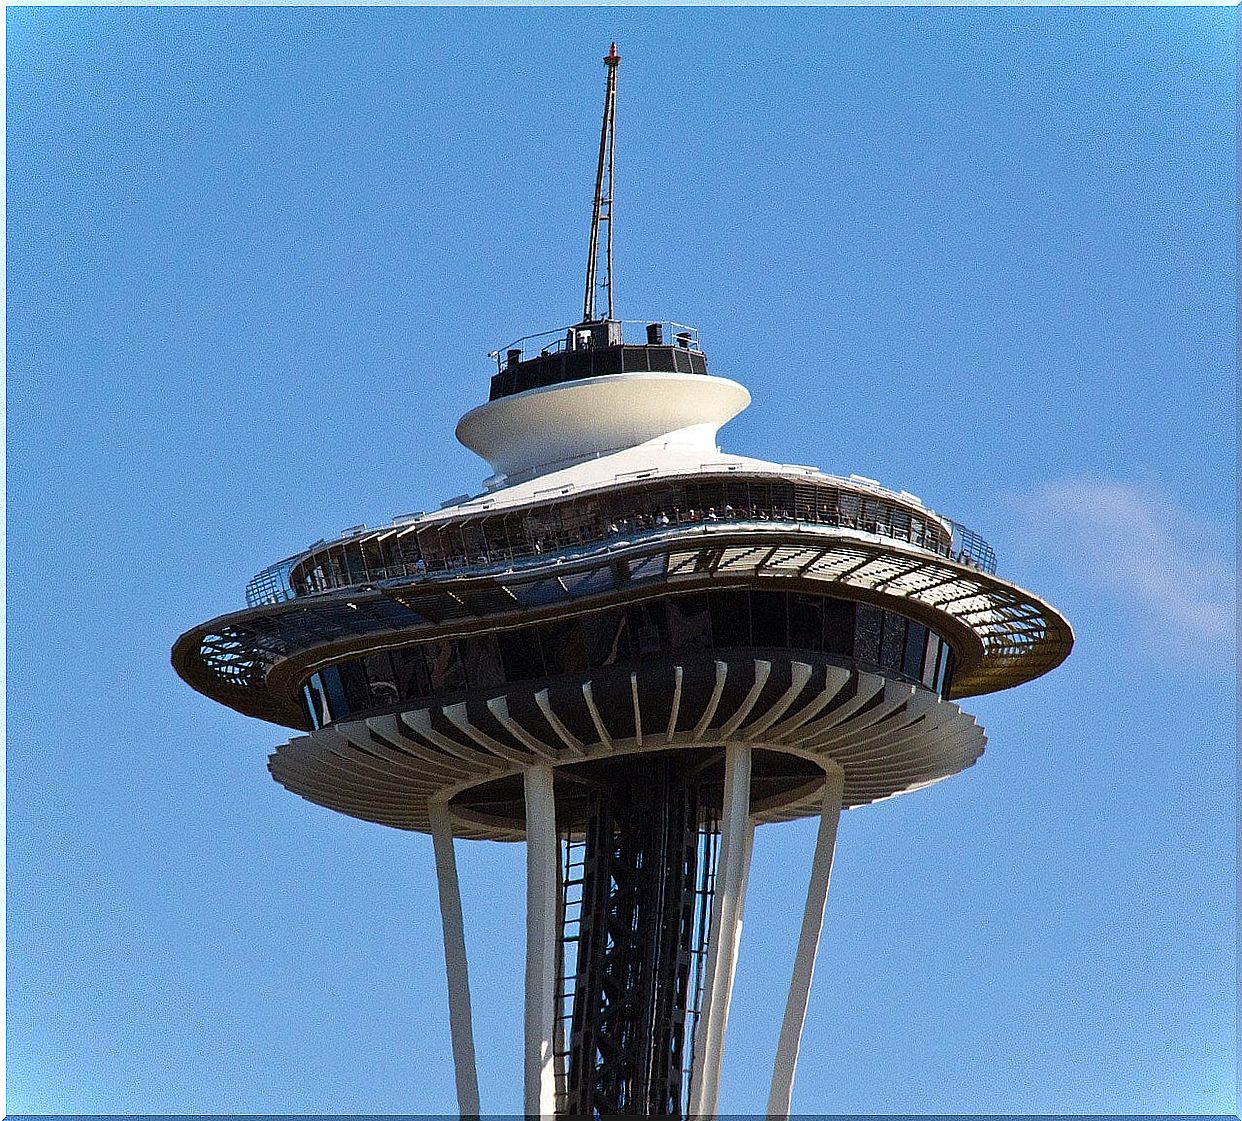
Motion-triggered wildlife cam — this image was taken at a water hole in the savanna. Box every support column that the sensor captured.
[688,743,753,1119]
[766,764,845,1119]
[428,800,481,1119]
[524,765,559,1118]
[723,816,756,1034]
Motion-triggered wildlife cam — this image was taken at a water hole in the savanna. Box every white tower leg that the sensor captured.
[523,765,559,1118]
[428,800,481,1119]
[689,742,753,1119]
[766,764,845,1119]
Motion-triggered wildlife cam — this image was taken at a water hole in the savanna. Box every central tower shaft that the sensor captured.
[563,756,718,1116]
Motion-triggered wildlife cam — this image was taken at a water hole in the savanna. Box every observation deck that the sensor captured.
[175,511,1070,734]
[488,319,707,401]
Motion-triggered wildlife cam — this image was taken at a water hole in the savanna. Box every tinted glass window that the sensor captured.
[709,589,751,647]
[464,633,505,689]
[921,633,940,689]
[540,618,591,676]
[940,648,955,696]
[304,679,325,729]
[424,639,466,693]
[855,604,882,665]
[932,641,949,695]
[511,579,565,608]
[365,652,400,708]
[788,594,823,653]
[751,589,788,647]
[320,666,348,720]
[667,593,711,652]
[338,659,371,713]
[628,555,666,582]
[392,647,430,701]
[903,622,927,681]
[823,599,855,656]
[497,629,545,681]
[304,589,957,723]
[879,612,906,671]
[581,610,632,667]
[626,601,668,656]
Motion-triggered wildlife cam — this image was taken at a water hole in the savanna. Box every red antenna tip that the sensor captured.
[605,41,620,65]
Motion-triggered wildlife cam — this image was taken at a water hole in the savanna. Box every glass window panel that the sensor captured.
[581,609,633,667]
[855,604,882,665]
[497,629,546,682]
[424,639,467,694]
[823,599,855,656]
[303,681,323,729]
[463,634,505,689]
[751,590,789,647]
[879,611,906,671]
[667,593,711,652]
[903,622,927,681]
[933,642,949,695]
[788,593,824,653]
[922,633,940,689]
[392,647,431,701]
[709,589,751,647]
[338,659,371,713]
[365,652,400,708]
[626,601,668,656]
[342,544,368,583]
[320,666,348,721]
[539,618,591,676]
[940,648,955,697]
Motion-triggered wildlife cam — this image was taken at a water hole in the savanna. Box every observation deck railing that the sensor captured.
[248,505,998,607]
[489,319,702,375]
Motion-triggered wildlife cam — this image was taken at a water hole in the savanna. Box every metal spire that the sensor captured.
[582,41,620,324]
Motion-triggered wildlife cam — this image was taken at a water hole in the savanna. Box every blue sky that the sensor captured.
[7,6,1235,1115]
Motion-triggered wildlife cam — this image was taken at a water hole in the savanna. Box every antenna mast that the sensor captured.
[582,42,620,324]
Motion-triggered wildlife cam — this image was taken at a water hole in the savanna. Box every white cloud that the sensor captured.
[1014,478,1235,656]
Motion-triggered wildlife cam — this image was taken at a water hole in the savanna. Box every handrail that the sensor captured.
[488,319,701,373]
[262,511,996,606]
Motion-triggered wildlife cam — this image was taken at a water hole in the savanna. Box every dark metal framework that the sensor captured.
[563,756,719,1118]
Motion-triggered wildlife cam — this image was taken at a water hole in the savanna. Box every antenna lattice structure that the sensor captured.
[583,42,620,324]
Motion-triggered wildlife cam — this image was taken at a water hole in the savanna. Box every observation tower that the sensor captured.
[173,43,1072,1119]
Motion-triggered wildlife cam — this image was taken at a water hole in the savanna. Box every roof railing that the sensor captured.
[488,319,701,374]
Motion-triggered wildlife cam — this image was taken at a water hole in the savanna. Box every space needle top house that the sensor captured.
[174,44,1072,1120]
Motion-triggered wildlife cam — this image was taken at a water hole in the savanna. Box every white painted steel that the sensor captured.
[523,766,559,1118]
[689,743,753,1119]
[723,817,755,1038]
[273,665,986,837]
[767,765,845,1118]
[455,371,751,484]
[427,800,481,1118]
